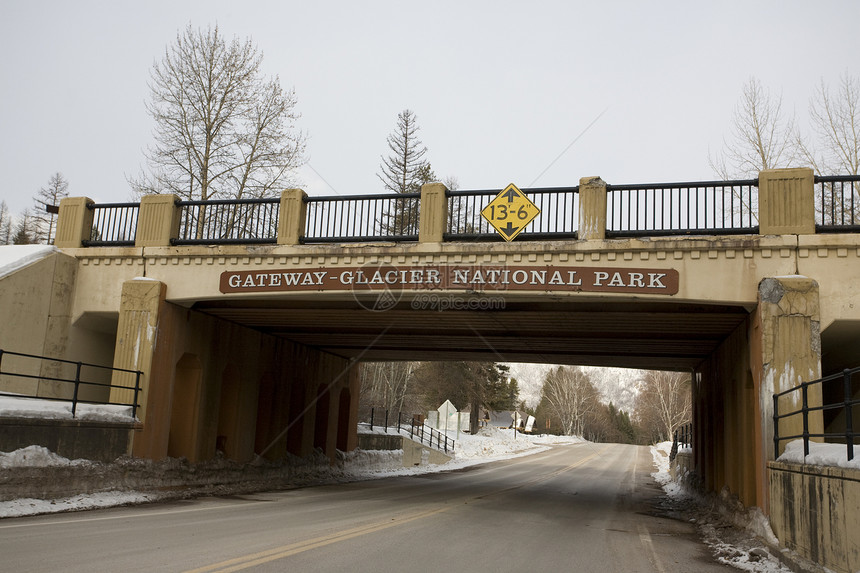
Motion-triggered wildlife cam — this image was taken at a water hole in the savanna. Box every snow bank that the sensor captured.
[650,442,788,572]
[0,396,135,422]
[0,245,57,279]
[0,445,88,468]
[778,438,860,470]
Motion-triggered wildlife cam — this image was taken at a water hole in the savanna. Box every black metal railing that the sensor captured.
[0,349,142,419]
[815,175,860,232]
[444,186,579,241]
[173,198,280,245]
[302,193,420,243]
[82,202,139,247]
[773,366,860,462]
[606,179,759,237]
[670,422,693,462]
[363,408,456,454]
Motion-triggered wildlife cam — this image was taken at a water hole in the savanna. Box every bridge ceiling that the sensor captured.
[193,298,749,370]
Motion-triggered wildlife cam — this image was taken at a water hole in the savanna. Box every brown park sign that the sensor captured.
[220,265,679,295]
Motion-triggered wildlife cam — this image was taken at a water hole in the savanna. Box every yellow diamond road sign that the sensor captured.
[481,183,540,241]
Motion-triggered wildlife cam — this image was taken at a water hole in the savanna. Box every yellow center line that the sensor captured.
[183,505,452,573]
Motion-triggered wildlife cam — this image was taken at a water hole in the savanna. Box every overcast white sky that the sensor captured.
[1,1,858,216]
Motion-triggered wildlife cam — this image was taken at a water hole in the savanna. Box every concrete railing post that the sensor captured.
[419,182,448,243]
[758,168,815,235]
[578,177,607,240]
[278,188,307,246]
[54,197,95,248]
[136,194,180,247]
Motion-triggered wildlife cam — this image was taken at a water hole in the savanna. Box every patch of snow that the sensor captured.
[0,396,135,423]
[0,445,88,468]
[778,438,860,470]
[0,245,57,279]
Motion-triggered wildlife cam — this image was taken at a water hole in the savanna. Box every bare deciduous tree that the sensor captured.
[635,370,691,443]
[799,73,860,176]
[710,77,799,179]
[0,201,13,245]
[132,24,306,205]
[540,366,600,436]
[359,362,418,417]
[32,172,69,244]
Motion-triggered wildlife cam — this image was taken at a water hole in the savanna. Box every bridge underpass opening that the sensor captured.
[189,292,759,505]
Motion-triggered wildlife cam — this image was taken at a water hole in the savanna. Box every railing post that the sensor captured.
[844,369,854,461]
[370,407,374,431]
[758,168,815,234]
[54,197,95,248]
[384,410,389,433]
[132,371,141,419]
[418,182,447,243]
[578,177,607,240]
[71,362,82,418]
[802,382,810,457]
[136,194,180,247]
[277,188,307,245]
[773,394,780,458]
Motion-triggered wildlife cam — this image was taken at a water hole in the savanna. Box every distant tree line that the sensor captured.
[531,365,691,444]
[359,361,691,445]
[1,172,69,246]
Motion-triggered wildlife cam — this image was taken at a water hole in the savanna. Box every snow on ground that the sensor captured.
[778,438,860,470]
[0,244,57,279]
[0,395,135,423]
[651,442,791,573]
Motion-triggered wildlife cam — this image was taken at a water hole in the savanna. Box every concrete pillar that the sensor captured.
[754,276,823,507]
[54,197,94,248]
[578,177,607,240]
[110,279,167,429]
[277,188,307,245]
[758,168,815,235]
[136,194,180,247]
[419,182,448,243]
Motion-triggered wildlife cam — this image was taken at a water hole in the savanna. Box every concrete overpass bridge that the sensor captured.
[3,168,860,535]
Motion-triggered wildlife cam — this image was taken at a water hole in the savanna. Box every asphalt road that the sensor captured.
[0,443,735,572]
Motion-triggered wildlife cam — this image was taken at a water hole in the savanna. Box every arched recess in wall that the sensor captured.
[336,388,351,452]
[254,372,277,458]
[314,385,330,452]
[217,364,240,460]
[168,353,203,461]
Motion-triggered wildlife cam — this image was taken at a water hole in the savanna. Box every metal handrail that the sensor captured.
[365,408,456,454]
[82,202,139,247]
[173,197,280,245]
[814,175,860,231]
[445,186,579,241]
[773,366,860,462]
[303,192,421,243]
[0,349,142,419]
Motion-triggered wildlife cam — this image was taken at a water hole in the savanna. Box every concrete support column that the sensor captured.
[419,182,448,243]
[54,197,94,248]
[136,194,180,247]
[753,276,823,508]
[277,188,307,245]
[110,279,167,428]
[578,177,607,240]
[758,168,815,235]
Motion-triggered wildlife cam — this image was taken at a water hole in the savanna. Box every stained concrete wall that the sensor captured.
[111,279,359,463]
[769,461,860,573]
[0,248,78,397]
[694,316,759,507]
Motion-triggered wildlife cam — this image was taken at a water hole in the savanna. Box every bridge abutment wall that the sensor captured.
[109,279,358,463]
